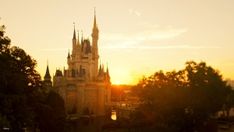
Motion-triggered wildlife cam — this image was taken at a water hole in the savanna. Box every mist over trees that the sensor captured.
[0,25,65,132]
[132,61,233,131]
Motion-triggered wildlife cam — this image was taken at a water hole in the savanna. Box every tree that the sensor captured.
[0,24,66,131]
[36,91,66,132]
[0,25,42,131]
[185,61,230,119]
[132,61,231,131]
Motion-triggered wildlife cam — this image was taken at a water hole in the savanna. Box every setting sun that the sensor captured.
[110,67,137,85]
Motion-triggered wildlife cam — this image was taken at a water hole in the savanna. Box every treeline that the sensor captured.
[131,61,234,131]
[0,25,66,132]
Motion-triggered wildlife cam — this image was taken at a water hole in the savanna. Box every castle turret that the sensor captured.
[106,66,110,82]
[92,8,99,78]
[43,63,52,92]
[44,64,51,81]
[72,24,76,55]
[67,50,71,67]
[76,30,81,53]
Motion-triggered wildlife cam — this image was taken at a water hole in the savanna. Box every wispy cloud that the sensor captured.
[128,9,141,17]
[102,45,220,50]
[100,24,222,50]
[102,29,187,42]
[102,25,188,47]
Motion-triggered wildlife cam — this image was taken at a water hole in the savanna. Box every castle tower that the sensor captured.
[43,63,52,92]
[92,8,99,79]
[72,24,76,56]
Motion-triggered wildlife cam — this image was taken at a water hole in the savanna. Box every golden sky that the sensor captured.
[1,0,234,84]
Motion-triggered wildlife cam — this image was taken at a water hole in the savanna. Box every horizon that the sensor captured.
[1,0,234,85]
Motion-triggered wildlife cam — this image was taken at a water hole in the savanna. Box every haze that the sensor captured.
[1,0,234,84]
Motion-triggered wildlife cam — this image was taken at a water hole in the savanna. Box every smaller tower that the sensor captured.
[106,65,110,82]
[43,62,52,92]
[92,8,99,78]
[77,30,81,52]
[72,23,76,55]
[92,8,99,56]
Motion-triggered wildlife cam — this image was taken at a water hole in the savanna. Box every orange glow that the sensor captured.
[111,67,137,85]
[1,0,234,84]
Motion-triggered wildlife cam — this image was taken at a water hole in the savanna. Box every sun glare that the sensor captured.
[111,67,136,85]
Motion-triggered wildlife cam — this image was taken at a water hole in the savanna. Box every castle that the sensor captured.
[43,11,111,117]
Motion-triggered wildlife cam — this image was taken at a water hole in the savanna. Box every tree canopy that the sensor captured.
[132,61,232,131]
[0,24,65,132]
[0,24,42,131]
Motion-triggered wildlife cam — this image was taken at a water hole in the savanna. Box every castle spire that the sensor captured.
[44,62,51,81]
[106,65,110,78]
[106,64,110,82]
[67,49,71,58]
[98,64,102,75]
[81,30,83,42]
[72,23,76,55]
[93,7,97,28]
[92,7,99,65]
[73,22,76,39]
[77,30,80,45]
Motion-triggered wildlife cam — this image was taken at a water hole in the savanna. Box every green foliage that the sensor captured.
[132,61,232,131]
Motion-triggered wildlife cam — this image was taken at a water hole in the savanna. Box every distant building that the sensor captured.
[43,10,111,117]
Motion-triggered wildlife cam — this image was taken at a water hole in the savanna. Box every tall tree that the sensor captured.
[185,61,230,119]
[0,25,41,131]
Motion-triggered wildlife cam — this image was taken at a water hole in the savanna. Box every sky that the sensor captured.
[1,0,234,84]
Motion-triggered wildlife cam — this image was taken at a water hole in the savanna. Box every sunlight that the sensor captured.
[111,67,136,85]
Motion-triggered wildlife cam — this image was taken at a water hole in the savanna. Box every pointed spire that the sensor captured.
[67,49,70,58]
[106,63,109,73]
[98,64,102,75]
[77,30,80,45]
[81,30,83,42]
[44,61,51,80]
[106,64,110,78]
[93,7,97,28]
[73,22,76,39]
[101,64,104,72]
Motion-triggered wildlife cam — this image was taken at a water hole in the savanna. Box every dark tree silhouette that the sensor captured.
[132,61,231,131]
[36,91,66,132]
[0,24,66,132]
[0,25,41,131]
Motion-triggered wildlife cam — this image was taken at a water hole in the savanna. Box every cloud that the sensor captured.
[100,24,222,50]
[101,25,188,47]
[102,45,220,50]
[128,9,141,17]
